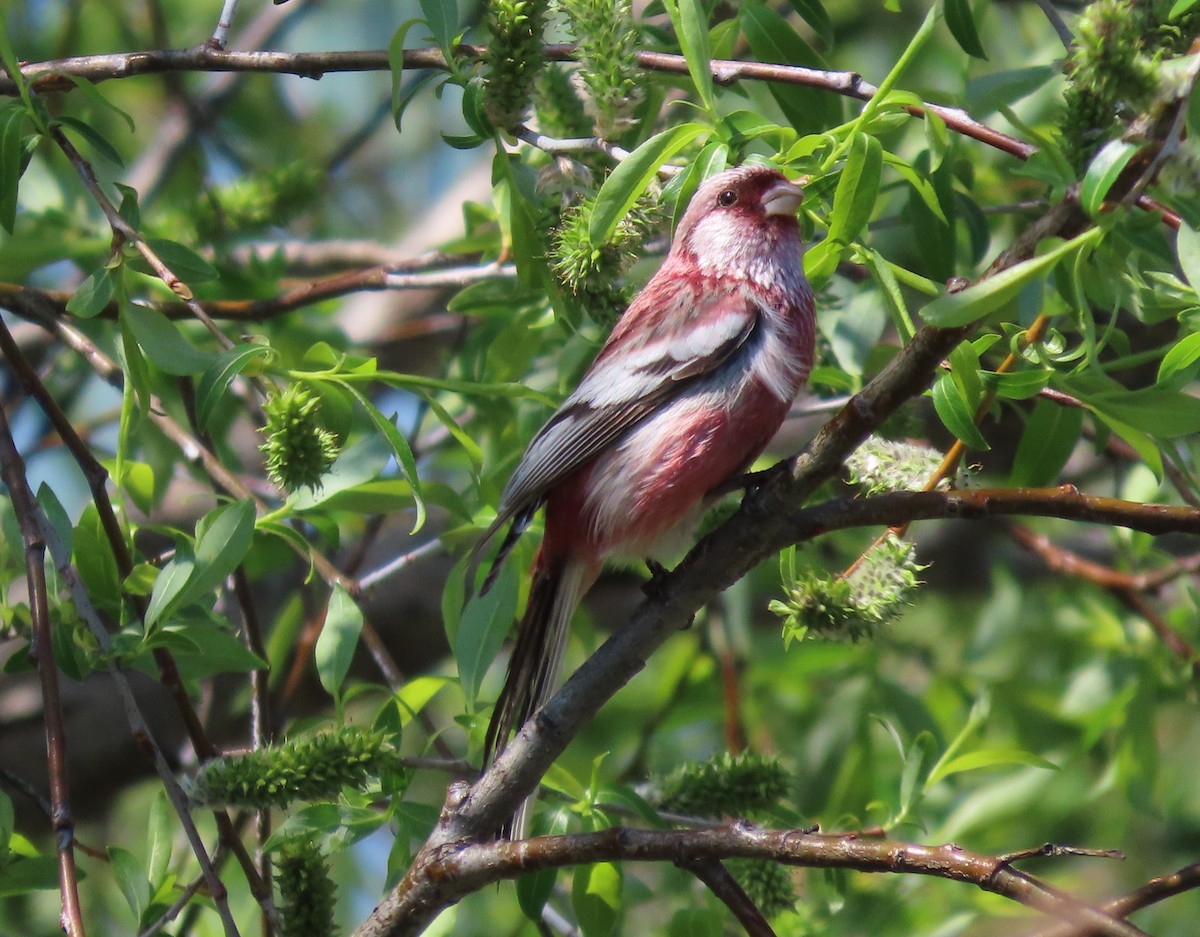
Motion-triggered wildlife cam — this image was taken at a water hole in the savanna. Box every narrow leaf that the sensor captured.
[663,0,715,115]
[1080,139,1139,217]
[1009,399,1083,487]
[588,123,708,244]
[196,343,272,431]
[316,584,364,700]
[932,373,990,450]
[123,304,215,376]
[1175,221,1200,291]
[334,380,426,531]
[921,228,1103,327]
[828,132,882,246]
[944,0,987,59]
[144,238,219,283]
[0,105,26,233]
[65,267,115,319]
[1158,331,1200,385]
[454,560,518,708]
[787,0,834,47]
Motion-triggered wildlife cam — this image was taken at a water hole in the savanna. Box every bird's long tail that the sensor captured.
[484,550,589,838]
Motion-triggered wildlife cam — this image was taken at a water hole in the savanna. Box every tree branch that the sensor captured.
[355,821,1147,937]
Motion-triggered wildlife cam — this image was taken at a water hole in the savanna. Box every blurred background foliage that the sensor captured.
[1,0,1200,935]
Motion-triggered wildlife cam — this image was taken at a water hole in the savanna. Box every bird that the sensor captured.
[472,164,816,836]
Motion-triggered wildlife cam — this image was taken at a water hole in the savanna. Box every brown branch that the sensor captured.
[0,258,512,325]
[355,819,1145,937]
[3,42,1179,226]
[0,397,87,937]
[676,857,776,937]
[1028,859,1200,937]
[786,486,1200,542]
[0,43,1037,162]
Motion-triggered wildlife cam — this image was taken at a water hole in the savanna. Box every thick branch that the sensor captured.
[356,822,1145,937]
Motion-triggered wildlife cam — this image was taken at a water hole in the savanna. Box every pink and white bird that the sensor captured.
[474,165,816,833]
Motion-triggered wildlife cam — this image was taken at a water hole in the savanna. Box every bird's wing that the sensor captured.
[470,285,764,587]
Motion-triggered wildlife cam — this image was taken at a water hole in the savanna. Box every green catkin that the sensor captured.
[484,0,550,133]
[275,838,337,937]
[550,193,657,325]
[259,384,340,494]
[1059,0,1168,171]
[771,535,926,645]
[657,754,799,912]
[657,752,791,818]
[534,64,593,140]
[845,438,946,496]
[194,161,321,241]
[188,727,399,809]
[557,0,643,136]
[726,859,796,918]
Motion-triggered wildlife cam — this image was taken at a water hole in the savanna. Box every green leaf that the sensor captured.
[663,0,715,116]
[146,790,173,886]
[979,369,1051,399]
[144,238,220,283]
[184,499,256,603]
[1175,221,1200,292]
[165,622,267,679]
[928,748,1058,786]
[787,0,834,48]
[1158,331,1200,385]
[921,228,1104,327]
[53,115,123,166]
[394,676,451,726]
[1084,386,1200,438]
[144,542,196,629]
[65,267,115,319]
[316,584,364,700]
[1170,0,1200,17]
[0,105,27,233]
[828,133,882,247]
[931,372,990,450]
[108,846,149,923]
[572,862,622,937]
[73,505,122,614]
[1009,399,1083,487]
[454,560,519,708]
[420,0,457,53]
[588,123,708,244]
[517,809,570,920]
[670,909,723,937]
[1080,139,1140,217]
[944,0,987,59]
[62,74,135,132]
[333,380,425,531]
[0,856,61,896]
[387,19,422,129]
[122,304,215,376]
[196,343,272,431]
[741,0,841,135]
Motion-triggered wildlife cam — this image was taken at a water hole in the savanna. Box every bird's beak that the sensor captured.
[763,178,804,218]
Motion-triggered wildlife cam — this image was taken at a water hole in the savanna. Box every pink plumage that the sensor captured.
[474,165,815,836]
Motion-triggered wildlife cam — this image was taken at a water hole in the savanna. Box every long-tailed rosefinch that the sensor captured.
[474,164,815,835]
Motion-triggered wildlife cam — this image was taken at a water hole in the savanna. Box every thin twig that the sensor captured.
[677,857,777,937]
[0,402,87,937]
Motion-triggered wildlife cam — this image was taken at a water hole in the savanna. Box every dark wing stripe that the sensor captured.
[471,291,765,580]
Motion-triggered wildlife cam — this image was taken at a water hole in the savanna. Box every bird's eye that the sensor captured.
[716,189,739,207]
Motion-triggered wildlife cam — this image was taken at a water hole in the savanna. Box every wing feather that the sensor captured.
[470,286,763,577]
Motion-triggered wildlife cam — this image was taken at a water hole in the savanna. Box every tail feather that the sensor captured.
[484,553,589,838]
